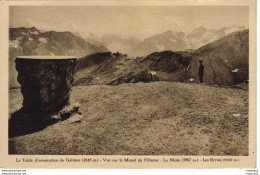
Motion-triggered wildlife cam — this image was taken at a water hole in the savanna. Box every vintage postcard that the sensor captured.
[0,0,256,169]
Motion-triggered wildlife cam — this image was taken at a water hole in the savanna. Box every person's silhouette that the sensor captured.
[198,60,204,83]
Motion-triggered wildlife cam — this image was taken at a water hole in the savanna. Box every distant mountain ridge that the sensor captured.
[130,30,187,57]
[131,25,246,57]
[187,25,246,50]
[85,25,246,57]
[9,27,108,57]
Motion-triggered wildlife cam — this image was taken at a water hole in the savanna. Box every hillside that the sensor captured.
[9,27,109,88]
[188,29,249,85]
[139,29,249,85]
[139,51,192,82]
[9,82,248,155]
[74,29,248,86]
[74,50,194,86]
[74,52,152,86]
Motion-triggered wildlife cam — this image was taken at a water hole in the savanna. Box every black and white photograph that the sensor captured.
[7,4,252,160]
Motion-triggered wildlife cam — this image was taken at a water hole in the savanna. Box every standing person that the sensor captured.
[198,60,204,83]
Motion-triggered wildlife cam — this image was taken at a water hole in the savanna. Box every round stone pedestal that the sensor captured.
[15,56,77,114]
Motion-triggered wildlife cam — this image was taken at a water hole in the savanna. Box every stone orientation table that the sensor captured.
[15,56,77,114]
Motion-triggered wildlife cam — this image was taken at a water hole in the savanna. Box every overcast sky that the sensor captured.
[10,6,249,39]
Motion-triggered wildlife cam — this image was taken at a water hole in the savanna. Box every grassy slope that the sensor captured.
[9,82,248,155]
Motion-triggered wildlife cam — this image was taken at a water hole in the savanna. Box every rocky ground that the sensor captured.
[9,82,248,155]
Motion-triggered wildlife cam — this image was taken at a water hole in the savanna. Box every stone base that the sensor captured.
[15,57,77,114]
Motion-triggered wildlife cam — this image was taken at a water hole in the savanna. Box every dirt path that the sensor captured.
[9,82,248,155]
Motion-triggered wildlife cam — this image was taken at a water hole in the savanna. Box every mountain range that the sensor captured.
[86,25,245,57]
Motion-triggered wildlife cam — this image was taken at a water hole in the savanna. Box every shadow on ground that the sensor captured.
[9,109,57,138]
